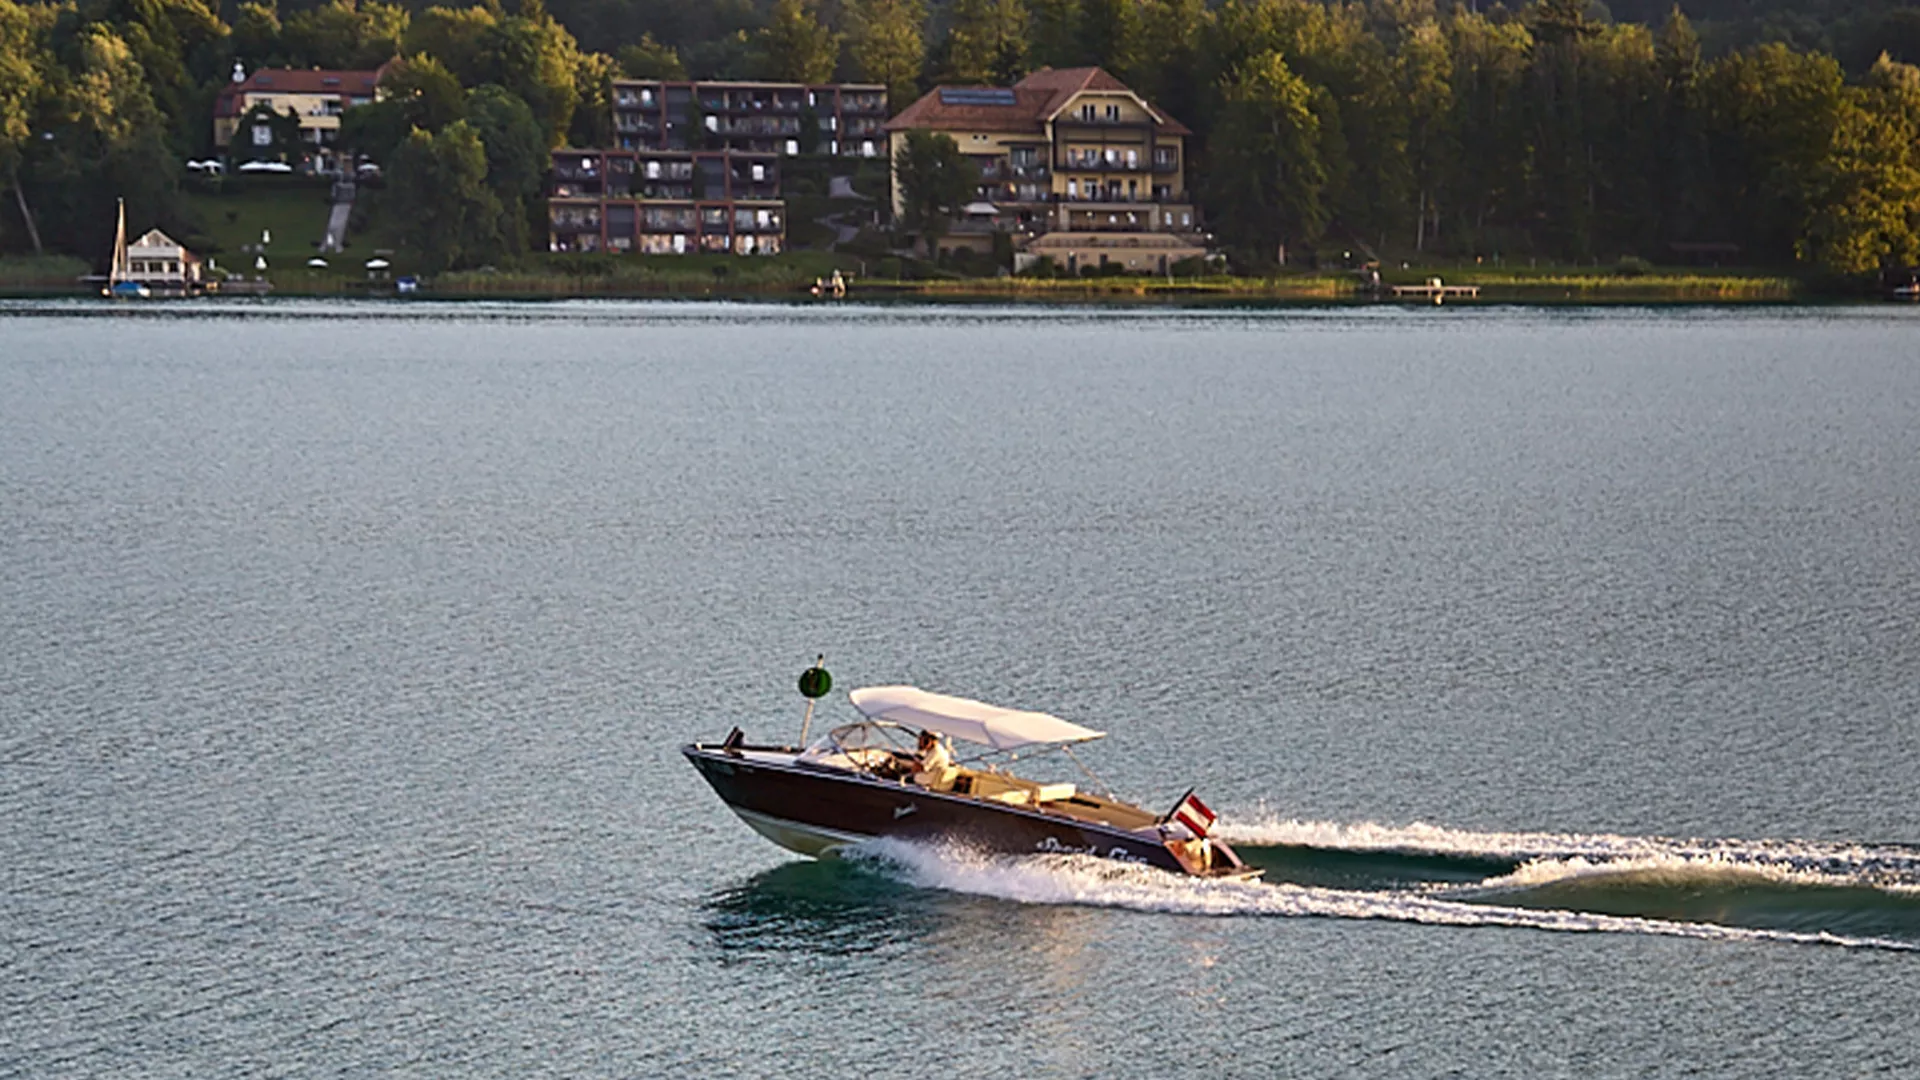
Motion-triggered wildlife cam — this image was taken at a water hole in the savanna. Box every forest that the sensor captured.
[2,0,1918,276]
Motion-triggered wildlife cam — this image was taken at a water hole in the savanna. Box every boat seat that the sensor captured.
[990,790,1032,806]
[1033,783,1076,803]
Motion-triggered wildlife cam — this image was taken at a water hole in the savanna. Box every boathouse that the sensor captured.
[124,229,205,289]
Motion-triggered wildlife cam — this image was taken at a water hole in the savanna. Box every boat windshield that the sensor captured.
[796,720,918,772]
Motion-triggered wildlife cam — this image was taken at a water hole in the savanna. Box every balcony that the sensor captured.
[721,116,801,137]
[1058,111,1150,128]
[709,92,804,114]
[637,161,696,182]
[1060,191,1161,204]
[1056,154,1151,173]
[980,161,1050,183]
[550,209,602,232]
[841,92,887,114]
[733,209,784,233]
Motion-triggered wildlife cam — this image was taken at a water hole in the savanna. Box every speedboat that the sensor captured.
[683,684,1259,879]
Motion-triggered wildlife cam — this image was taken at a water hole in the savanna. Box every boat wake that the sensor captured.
[840,817,1920,952]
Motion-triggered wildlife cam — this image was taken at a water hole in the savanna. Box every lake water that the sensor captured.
[4,299,1918,1077]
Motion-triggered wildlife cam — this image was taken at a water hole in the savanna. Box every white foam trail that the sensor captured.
[847,839,1920,952]
[1215,815,1920,884]
[1462,853,1920,895]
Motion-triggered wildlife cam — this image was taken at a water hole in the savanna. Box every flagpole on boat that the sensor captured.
[796,655,830,747]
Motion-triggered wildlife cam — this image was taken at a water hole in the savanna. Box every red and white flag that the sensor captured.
[1169,790,1216,838]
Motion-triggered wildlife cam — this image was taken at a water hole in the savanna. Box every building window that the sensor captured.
[785,139,798,155]
[641,88,654,106]
[1080,104,1095,121]
[1105,104,1119,121]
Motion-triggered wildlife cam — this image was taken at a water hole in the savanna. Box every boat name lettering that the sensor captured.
[1035,837,1147,864]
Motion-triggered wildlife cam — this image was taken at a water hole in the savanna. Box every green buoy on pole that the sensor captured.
[796,655,830,746]
[798,661,832,699]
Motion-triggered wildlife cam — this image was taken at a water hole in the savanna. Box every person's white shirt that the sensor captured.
[914,735,956,790]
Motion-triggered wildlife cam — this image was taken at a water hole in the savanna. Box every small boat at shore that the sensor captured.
[684,682,1259,879]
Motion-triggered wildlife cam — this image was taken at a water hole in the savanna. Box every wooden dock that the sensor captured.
[1388,277,1479,302]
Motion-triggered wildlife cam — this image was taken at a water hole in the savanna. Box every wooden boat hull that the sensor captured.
[684,743,1255,879]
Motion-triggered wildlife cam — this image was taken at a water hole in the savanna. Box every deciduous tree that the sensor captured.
[845,0,924,107]
[1400,19,1453,252]
[283,0,408,69]
[894,129,978,254]
[1205,49,1327,268]
[758,0,839,84]
[387,119,503,273]
[616,33,685,80]
[945,0,1026,84]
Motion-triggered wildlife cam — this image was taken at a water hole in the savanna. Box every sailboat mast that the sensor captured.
[110,199,128,285]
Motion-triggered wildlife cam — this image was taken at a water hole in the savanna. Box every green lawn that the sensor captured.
[183,181,336,271]
[180,180,429,290]
[0,254,91,288]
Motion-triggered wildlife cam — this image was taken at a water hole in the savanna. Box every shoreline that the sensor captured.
[1,277,1816,305]
[0,251,1830,304]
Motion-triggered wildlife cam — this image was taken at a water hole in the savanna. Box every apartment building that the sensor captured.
[885,67,1205,272]
[548,149,785,255]
[611,80,889,157]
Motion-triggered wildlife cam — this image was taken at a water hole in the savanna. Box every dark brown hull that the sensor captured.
[684,744,1251,877]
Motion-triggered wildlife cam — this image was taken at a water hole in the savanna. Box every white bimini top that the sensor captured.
[848,686,1105,751]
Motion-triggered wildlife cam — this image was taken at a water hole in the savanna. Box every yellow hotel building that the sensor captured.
[886,67,1205,273]
[212,64,389,169]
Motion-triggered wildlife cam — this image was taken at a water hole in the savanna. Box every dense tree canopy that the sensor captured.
[2,0,1917,279]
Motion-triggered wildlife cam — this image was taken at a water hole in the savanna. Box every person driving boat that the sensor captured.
[912,729,958,791]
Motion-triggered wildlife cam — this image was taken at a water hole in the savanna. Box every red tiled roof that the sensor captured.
[886,66,1191,137]
[885,86,1055,135]
[214,67,384,117]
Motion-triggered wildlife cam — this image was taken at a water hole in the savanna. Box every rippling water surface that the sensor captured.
[4,299,1918,1077]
